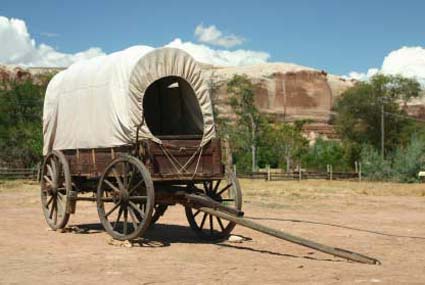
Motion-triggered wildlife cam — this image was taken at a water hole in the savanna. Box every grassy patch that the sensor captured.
[0,179,38,193]
[239,179,425,202]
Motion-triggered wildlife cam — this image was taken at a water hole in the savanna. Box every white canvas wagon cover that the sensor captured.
[43,47,216,155]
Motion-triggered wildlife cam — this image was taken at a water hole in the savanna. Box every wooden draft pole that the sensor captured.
[199,207,381,265]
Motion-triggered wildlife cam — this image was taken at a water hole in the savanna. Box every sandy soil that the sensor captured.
[0,179,424,284]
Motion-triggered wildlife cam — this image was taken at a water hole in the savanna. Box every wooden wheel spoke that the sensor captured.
[49,198,56,219]
[105,202,121,218]
[104,179,120,193]
[57,192,65,201]
[47,164,55,180]
[127,165,135,189]
[43,175,53,186]
[193,209,201,218]
[128,207,139,229]
[216,217,225,231]
[46,195,54,207]
[113,207,123,231]
[128,179,145,195]
[54,199,58,224]
[57,187,67,195]
[51,159,58,178]
[112,168,124,191]
[217,183,232,196]
[123,162,129,188]
[199,213,207,230]
[56,196,65,217]
[123,209,128,235]
[129,201,145,220]
[209,214,214,234]
[213,180,221,193]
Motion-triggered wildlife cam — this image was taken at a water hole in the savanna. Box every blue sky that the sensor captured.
[1,0,425,76]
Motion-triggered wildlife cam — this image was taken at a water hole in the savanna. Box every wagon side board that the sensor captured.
[61,138,224,181]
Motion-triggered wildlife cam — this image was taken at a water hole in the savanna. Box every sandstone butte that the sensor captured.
[1,62,424,141]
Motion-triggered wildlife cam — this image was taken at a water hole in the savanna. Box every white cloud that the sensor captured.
[0,16,269,68]
[381,46,425,85]
[166,38,269,66]
[345,68,379,81]
[345,46,425,86]
[0,16,105,67]
[194,24,244,48]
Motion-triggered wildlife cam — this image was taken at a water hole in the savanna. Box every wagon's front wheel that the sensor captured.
[185,172,242,241]
[97,155,154,240]
[40,150,71,230]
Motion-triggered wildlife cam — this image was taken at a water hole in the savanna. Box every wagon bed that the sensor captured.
[62,137,224,181]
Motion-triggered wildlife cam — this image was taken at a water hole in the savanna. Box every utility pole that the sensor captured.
[381,102,385,160]
[251,144,256,173]
[282,75,287,121]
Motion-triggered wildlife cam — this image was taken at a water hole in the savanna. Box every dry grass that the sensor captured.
[0,179,39,192]
[241,179,425,196]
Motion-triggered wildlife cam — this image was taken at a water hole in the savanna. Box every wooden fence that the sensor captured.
[237,169,361,181]
[0,168,38,180]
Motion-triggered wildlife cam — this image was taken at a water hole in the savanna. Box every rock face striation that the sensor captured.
[202,63,355,140]
[203,63,355,123]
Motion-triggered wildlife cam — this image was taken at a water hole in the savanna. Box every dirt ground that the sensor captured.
[1,179,424,284]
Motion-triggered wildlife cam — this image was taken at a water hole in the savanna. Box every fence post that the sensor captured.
[327,164,329,179]
[330,165,333,181]
[267,164,271,181]
[358,162,362,182]
[298,163,302,181]
[233,164,237,176]
[354,161,358,173]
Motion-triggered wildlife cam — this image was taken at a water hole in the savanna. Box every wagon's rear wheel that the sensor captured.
[40,150,71,230]
[97,155,154,240]
[185,172,242,241]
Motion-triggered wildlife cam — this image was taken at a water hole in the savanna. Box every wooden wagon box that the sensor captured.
[62,138,224,181]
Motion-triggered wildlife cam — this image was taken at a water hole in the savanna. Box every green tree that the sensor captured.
[0,75,51,167]
[260,122,308,171]
[392,135,425,182]
[333,74,422,162]
[360,144,393,180]
[302,138,349,171]
[227,74,263,172]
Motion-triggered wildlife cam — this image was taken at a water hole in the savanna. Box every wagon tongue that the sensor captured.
[183,193,380,265]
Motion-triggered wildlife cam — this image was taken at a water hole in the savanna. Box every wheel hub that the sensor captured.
[120,190,129,202]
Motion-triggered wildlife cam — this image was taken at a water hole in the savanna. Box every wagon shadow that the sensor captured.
[69,222,342,263]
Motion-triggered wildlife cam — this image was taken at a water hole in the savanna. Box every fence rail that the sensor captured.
[0,168,38,179]
[237,170,360,181]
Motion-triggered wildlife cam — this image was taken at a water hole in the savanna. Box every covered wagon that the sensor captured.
[41,47,241,240]
[39,46,379,264]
